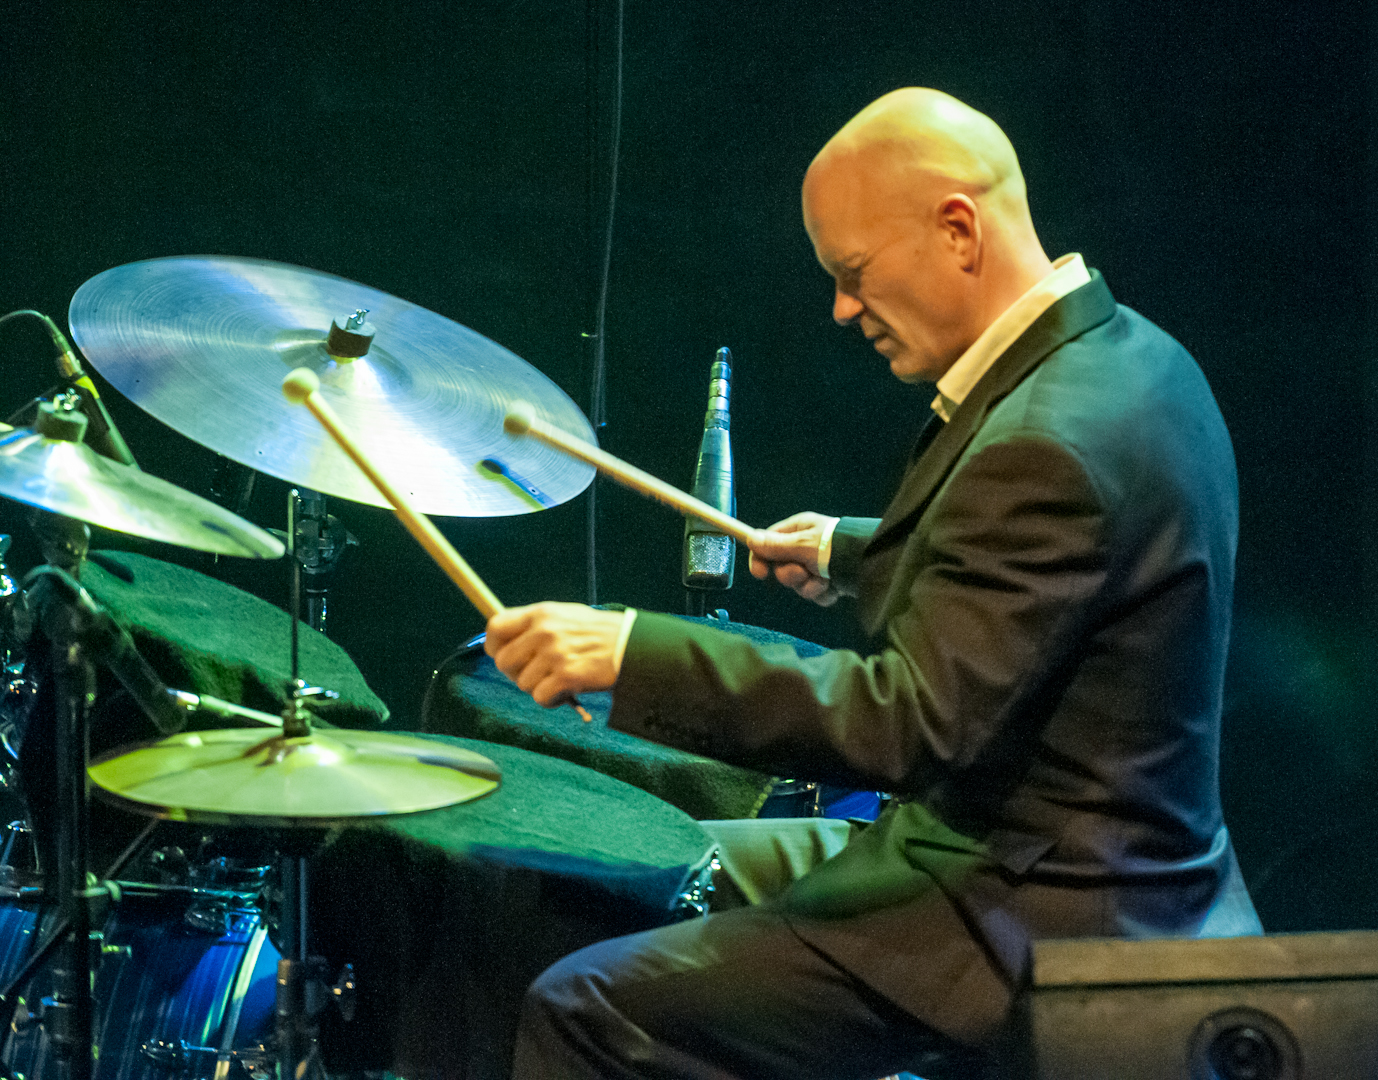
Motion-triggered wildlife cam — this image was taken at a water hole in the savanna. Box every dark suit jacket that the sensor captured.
[608,273,1261,1044]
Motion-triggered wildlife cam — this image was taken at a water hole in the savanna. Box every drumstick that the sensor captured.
[281,369,594,722]
[503,401,766,547]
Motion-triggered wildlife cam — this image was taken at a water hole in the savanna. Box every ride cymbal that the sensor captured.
[68,257,595,517]
[89,728,501,826]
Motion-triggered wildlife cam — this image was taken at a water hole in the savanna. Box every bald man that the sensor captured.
[490,89,1260,1078]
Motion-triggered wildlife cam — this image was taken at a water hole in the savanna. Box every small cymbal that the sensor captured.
[0,426,283,559]
[88,728,501,826]
[69,257,596,517]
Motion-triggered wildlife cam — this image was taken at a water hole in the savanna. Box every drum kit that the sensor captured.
[0,256,622,1080]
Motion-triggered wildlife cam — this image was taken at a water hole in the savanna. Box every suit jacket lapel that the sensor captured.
[870,271,1119,548]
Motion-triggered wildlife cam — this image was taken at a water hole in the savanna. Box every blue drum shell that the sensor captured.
[0,890,279,1080]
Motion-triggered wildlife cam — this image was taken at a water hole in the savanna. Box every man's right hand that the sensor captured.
[747,512,841,606]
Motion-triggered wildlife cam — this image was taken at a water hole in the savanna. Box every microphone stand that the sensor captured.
[31,577,98,1080]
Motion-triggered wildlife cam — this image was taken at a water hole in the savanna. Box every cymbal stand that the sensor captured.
[273,818,353,1080]
[274,494,353,1080]
[33,576,97,1080]
[275,834,315,1080]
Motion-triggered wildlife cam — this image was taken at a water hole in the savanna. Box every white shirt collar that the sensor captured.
[931,253,1092,422]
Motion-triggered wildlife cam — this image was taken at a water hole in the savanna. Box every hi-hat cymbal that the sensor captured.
[0,424,284,558]
[68,257,596,517]
[88,728,501,826]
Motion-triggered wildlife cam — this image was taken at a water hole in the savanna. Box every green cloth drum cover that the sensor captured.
[422,615,831,820]
[310,734,715,1078]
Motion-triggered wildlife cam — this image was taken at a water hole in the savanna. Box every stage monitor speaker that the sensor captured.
[1023,930,1378,1079]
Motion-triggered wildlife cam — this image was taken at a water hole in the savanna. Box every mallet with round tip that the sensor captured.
[503,401,767,547]
[281,369,594,721]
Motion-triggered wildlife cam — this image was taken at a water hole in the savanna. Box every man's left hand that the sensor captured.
[485,602,625,707]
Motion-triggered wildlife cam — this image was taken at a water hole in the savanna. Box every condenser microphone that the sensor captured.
[42,314,138,468]
[682,348,735,591]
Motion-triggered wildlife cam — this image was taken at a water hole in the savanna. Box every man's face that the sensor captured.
[802,155,972,384]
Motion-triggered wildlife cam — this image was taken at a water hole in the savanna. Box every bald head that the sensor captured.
[816,88,1024,202]
[803,89,1052,383]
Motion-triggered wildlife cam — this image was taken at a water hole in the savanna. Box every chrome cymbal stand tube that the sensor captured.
[275,491,352,1080]
[47,609,93,1080]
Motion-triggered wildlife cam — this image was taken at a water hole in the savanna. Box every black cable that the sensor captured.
[0,311,53,425]
[0,310,138,467]
[586,0,625,606]
[0,310,47,331]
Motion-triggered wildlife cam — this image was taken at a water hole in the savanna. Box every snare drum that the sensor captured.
[0,884,280,1080]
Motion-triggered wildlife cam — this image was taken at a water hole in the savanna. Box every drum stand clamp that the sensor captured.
[275,955,357,1053]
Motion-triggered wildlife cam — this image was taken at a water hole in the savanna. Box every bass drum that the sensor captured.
[0,885,280,1080]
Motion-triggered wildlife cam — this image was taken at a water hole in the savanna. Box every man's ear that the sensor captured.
[937,194,981,272]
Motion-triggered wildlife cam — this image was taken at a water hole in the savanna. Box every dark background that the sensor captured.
[2,0,1373,930]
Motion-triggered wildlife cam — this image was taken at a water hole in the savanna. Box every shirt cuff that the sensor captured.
[611,607,638,674]
[815,516,842,581]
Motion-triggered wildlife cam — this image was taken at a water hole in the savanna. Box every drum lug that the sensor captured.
[673,852,719,919]
[184,901,232,936]
[221,1043,274,1080]
[295,958,355,1023]
[140,1038,195,1070]
[97,929,133,960]
[330,963,355,1023]
[141,1037,278,1080]
[150,846,192,886]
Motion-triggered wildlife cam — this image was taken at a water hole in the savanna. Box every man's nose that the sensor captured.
[833,289,863,325]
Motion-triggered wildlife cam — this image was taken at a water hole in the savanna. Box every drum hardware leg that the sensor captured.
[273,854,354,1080]
[328,964,356,1023]
[274,854,313,1080]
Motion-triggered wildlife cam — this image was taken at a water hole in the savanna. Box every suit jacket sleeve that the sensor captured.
[827,516,880,594]
[608,432,1109,797]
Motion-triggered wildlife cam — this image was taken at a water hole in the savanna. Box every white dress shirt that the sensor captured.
[817,253,1091,578]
